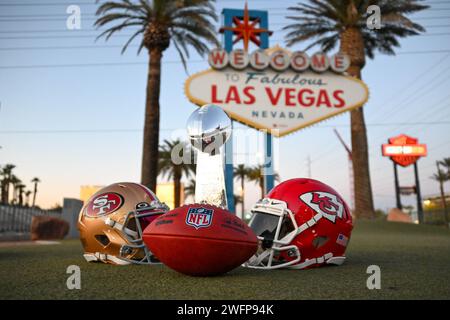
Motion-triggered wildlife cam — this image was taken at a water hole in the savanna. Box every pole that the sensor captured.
[221,7,271,210]
[436,161,449,227]
[348,156,355,211]
[393,162,402,210]
[225,123,235,213]
[414,162,423,224]
[263,132,274,195]
[260,10,272,197]
[221,10,235,213]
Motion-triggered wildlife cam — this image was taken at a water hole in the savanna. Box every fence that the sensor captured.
[0,205,61,235]
[423,209,450,226]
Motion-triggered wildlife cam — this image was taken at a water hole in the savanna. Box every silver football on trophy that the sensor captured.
[187,104,232,154]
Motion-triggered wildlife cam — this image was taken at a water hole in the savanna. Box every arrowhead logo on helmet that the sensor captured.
[299,191,345,223]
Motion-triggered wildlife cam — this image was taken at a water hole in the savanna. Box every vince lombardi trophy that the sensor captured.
[186,104,231,208]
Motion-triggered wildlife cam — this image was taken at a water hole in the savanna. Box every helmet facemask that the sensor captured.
[85,200,168,265]
[244,198,302,269]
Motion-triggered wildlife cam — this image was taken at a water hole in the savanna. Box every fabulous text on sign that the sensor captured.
[185,47,369,137]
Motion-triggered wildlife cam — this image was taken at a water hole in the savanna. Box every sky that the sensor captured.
[0,0,449,213]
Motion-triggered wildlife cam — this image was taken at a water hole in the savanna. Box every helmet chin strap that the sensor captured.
[288,210,347,269]
[104,217,138,239]
[83,253,131,265]
[246,250,272,266]
[295,212,323,236]
[290,254,346,269]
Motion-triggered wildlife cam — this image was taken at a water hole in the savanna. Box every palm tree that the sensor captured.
[184,178,196,200]
[234,194,243,206]
[95,0,219,192]
[284,0,428,219]
[439,157,450,179]
[431,165,449,227]
[25,190,32,207]
[1,164,16,204]
[234,194,243,216]
[0,166,5,204]
[233,164,251,218]
[31,177,40,207]
[17,184,26,206]
[10,175,21,205]
[158,139,195,208]
[247,165,280,198]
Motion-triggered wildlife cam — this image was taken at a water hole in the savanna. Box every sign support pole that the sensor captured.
[414,162,424,224]
[382,134,427,220]
[260,12,273,196]
[221,8,236,213]
[393,162,402,210]
[221,7,273,206]
[225,123,235,213]
[263,132,274,195]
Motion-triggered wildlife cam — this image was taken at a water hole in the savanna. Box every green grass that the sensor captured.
[0,220,449,300]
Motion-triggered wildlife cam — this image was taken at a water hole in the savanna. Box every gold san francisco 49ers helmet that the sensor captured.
[78,182,169,265]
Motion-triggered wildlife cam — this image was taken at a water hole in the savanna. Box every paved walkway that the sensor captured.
[0,240,61,247]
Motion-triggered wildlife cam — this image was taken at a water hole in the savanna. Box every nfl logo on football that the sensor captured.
[186,207,214,229]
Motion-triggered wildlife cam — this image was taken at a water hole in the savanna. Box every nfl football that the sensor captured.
[142,204,258,276]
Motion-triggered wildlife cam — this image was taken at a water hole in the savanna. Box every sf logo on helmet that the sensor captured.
[85,192,123,217]
[300,192,344,223]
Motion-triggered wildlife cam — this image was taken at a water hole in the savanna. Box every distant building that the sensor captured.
[422,193,450,225]
[423,193,450,210]
[80,182,183,210]
[156,183,184,210]
[80,185,104,202]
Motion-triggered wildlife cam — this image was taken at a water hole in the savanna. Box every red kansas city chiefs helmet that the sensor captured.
[244,178,353,270]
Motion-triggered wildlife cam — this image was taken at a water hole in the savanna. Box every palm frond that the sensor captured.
[172,36,189,71]
[285,27,338,49]
[284,0,428,58]
[95,0,218,71]
[96,0,148,16]
[96,20,143,42]
[158,139,195,180]
[95,13,145,28]
[121,27,145,53]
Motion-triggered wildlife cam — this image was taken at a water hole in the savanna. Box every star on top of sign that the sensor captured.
[219,3,273,51]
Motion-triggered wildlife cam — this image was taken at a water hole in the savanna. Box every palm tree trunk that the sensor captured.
[259,177,264,198]
[174,169,182,208]
[12,185,17,204]
[350,106,375,219]
[32,183,37,207]
[340,27,375,219]
[1,181,6,204]
[141,48,163,192]
[241,175,245,218]
[439,179,449,226]
[5,180,9,204]
[19,191,23,206]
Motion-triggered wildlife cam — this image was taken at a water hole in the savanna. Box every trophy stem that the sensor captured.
[195,150,228,208]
